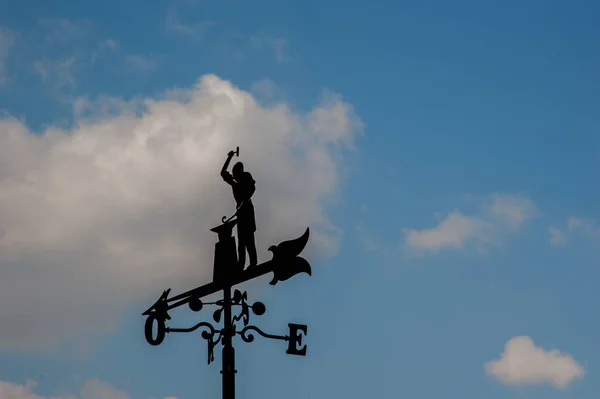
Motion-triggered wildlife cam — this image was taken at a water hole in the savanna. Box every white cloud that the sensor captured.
[354,226,382,253]
[0,378,175,399]
[34,57,78,90]
[403,193,537,253]
[125,55,157,71]
[72,94,145,119]
[568,216,599,238]
[272,38,287,63]
[568,217,589,230]
[548,216,600,246]
[0,26,16,86]
[90,39,118,65]
[485,336,584,389]
[548,226,566,246]
[249,78,287,104]
[0,74,362,352]
[165,8,214,39]
[80,380,129,399]
[39,18,90,44]
[249,34,289,64]
[0,380,57,399]
[403,211,492,253]
[103,39,118,50]
[486,193,539,229]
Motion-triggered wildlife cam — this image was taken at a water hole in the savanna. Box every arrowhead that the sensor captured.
[142,289,172,316]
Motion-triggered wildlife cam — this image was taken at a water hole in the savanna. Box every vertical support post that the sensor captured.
[221,284,236,399]
[211,219,239,399]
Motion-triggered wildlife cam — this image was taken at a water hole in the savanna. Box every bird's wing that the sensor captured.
[276,227,310,258]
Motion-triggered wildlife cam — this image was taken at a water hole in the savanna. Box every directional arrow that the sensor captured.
[142,259,278,315]
[142,228,311,316]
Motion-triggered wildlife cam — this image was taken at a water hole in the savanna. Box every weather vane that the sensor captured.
[142,146,312,399]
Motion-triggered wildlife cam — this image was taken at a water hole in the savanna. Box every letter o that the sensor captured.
[145,314,166,346]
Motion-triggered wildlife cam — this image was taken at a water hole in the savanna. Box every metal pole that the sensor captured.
[221,284,236,399]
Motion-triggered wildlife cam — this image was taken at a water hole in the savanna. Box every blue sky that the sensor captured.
[0,0,599,399]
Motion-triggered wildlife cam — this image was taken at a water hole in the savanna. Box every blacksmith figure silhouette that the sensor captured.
[221,149,258,269]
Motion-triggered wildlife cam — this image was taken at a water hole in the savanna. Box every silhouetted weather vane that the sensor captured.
[220,146,258,269]
[142,146,312,399]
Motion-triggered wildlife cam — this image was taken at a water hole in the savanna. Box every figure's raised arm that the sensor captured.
[220,151,235,184]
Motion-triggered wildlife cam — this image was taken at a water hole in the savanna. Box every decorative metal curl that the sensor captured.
[231,291,267,328]
[221,214,236,224]
[237,325,288,344]
[232,294,250,327]
[221,199,251,224]
[167,322,223,364]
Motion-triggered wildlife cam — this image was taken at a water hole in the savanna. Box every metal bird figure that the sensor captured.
[268,228,312,285]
